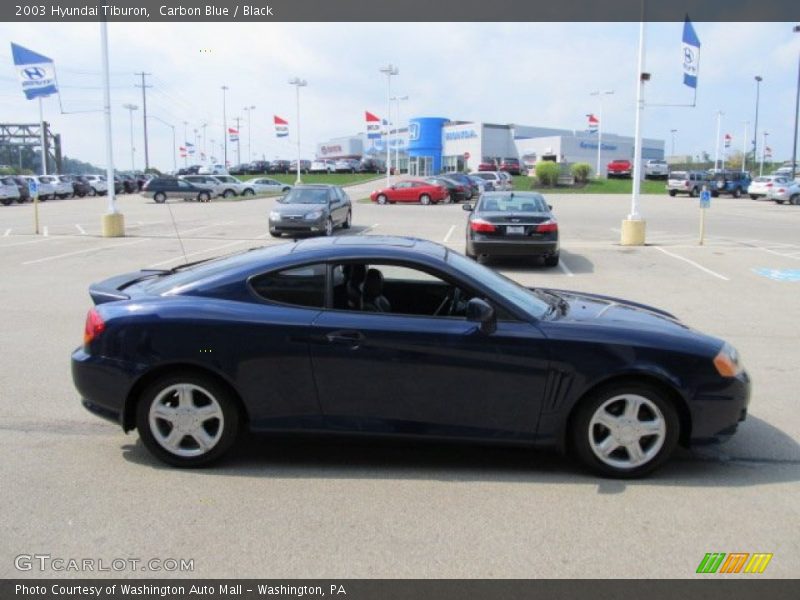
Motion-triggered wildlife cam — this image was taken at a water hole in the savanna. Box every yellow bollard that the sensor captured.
[620,219,646,246]
[101,212,125,237]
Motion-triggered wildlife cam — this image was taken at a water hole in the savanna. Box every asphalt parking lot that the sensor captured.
[1,189,798,578]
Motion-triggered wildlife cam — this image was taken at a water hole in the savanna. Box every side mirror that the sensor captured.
[390,185,396,190]
[466,298,496,335]
[462,203,474,212]
[548,204,553,210]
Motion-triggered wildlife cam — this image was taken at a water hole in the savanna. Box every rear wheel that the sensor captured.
[343,210,352,229]
[420,194,431,205]
[689,187,699,198]
[324,217,334,236]
[749,194,759,200]
[269,229,282,238]
[791,194,800,206]
[668,190,677,197]
[198,192,211,203]
[89,187,97,197]
[733,187,742,198]
[153,192,167,204]
[1,198,11,206]
[571,383,679,478]
[135,372,240,468]
[223,189,235,198]
[775,199,786,205]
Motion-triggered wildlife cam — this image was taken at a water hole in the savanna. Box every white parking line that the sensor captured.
[557,259,574,277]
[359,224,379,235]
[443,225,456,243]
[75,224,86,235]
[1,237,54,249]
[22,238,151,265]
[653,246,730,281]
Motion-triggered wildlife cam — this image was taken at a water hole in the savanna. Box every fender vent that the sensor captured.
[544,370,572,412]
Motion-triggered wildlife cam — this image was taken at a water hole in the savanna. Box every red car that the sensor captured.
[607,159,632,178]
[478,159,498,171]
[370,180,450,205]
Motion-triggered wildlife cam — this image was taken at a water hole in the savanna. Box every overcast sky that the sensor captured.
[1,21,798,171]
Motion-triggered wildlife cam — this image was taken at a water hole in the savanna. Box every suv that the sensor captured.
[358,157,386,174]
[644,159,669,179]
[310,160,335,174]
[81,174,108,196]
[210,175,256,197]
[142,177,213,203]
[180,174,224,197]
[290,159,311,174]
[667,171,710,197]
[470,171,511,191]
[1,177,21,205]
[710,170,751,198]
[478,158,498,172]
[607,159,632,178]
[499,158,523,176]
[334,159,360,173]
[268,160,291,174]
[247,160,270,174]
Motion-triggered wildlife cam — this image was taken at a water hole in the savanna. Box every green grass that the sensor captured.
[511,175,667,194]
[236,173,382,187]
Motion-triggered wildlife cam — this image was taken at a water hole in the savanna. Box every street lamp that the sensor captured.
[122,103,138,171]
[589,89,614,177]
[288,77,307,185]
[379,64,399,185]
[148,115,177,172]
[390,95,408,175]
[760,131,769,176]
[243,105,255,162]
[791,25,800,180]
[752,76,763,165]
[714,110,724,170]
[670,129,678,156]
[221,85,229,167]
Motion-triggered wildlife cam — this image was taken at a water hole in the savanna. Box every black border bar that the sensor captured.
[2,0,800,22]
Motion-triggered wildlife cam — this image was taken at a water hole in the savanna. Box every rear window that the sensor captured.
[670,172,688,180]
[478,193,548,212]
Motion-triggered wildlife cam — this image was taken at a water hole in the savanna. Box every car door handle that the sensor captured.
[325,330,365,347]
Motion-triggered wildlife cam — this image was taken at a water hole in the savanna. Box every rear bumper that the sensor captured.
[71,347,133,429]
[469,238,559,257]
[689,370,751,444]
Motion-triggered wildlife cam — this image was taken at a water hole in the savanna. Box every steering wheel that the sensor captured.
[434,287,463,317]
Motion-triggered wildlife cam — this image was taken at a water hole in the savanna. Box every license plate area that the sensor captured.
[506,225,525,235]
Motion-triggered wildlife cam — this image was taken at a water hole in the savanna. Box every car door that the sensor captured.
[308,261,550,439]
[174,179,195,200]
[329,187,346,224]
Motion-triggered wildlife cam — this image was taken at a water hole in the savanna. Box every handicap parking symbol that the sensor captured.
[699,189,711,208]
[752,268,800,282]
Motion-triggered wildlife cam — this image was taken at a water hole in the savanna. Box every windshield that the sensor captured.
[478,193,548,212]
[279,188,329,204]
[670,172,688,180]
[447,252,550,319]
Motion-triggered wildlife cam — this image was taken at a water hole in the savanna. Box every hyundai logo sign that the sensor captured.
[21,67,46,80]
[407,122,420,141]
[444,130,478,141]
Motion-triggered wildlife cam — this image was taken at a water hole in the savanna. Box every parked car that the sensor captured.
[464,191,559,266]
[607,159,633,178]
[180,175,225,198]
[23,175,57,200]
[767,180,800,205]
[268,160,292,174]
[499,158,524,176]
[478,158,498,171]
[249,178,292,195]
[666,171,710,197]
[370,180,449,205]
[0,176,21,205]
[228,164,250,176]
[470,171,510,191]
[497,171,513,189]
[111,176,125,195]
[118,174,138,193]
[747,175,790,200]
[72,236,750,476]
[710,170,751,198]
[70,175,93,197]
[425,176,469,203]
[442,172,478,199]
[644,159,669,179]
[176,165,202,176]
[289,160,312,174]
[246,161,270,175]
[198,164,229,176]
[53,175,74,198]
[468,173,493,192]
[334,159,360,173]
[268,184,352,237]
[210,175,256,197]
[141,177,213,203]
[310,160,335,174]
[81,174,108,196]
[357,157,386,174]
[10,176,31,202]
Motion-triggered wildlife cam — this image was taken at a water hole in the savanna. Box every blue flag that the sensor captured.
[10,42,58,100]
[682,16,701,89]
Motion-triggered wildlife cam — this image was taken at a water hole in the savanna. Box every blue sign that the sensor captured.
[700,189,711,208]
[752,268,800,282]
[579,141,617,151]
[28,179,38,196]
[444,129,478,141]
[11,43,58,100]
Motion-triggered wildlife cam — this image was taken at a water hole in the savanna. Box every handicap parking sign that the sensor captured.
[699,189,711,208]
[28,179,38,196]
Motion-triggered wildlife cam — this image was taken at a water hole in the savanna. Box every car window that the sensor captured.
[478,193,548,212]
[250,264,326,308]
[280,188,328,204]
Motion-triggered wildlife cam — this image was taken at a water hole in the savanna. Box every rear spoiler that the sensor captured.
[89,270,166,305]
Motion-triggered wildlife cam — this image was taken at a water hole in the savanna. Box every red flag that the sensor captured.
[365,111,380,122]
[274,115,288,125]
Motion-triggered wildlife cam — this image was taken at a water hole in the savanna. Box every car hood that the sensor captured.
[540,288,683,329]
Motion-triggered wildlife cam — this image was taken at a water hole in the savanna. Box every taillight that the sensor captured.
[470,219,497,233]
[777,188,786,193]
[766,183,773,188]
[84,308,105,346]
[535,221,558,233]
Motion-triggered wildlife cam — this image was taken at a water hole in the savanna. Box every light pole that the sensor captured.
[714,110,724,170]
[244,105,255,162]
[379,64,399,185]
[182,121,188,167]
[148,114,176,172]
[670,129,678,156]
[760,131,769,176]
[752,76,762,165]
[791,25,800,180]
[288,77,307,185]
[123,103,138,171]
[221,85,229,166]
[741,121,749,173]
[390,95,408,175]
[100,20,123,238]
[590,89,614,177]
[200,122,207,161]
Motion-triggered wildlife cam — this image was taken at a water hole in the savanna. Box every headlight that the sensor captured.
[304,210,323,220]
[713,342,744,377]
[269,211,281,221]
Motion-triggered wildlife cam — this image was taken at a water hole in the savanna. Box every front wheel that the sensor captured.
[749,194,759,200]
[376,194,388,205]
[88,188,97,197]
[223,189,235,198]
[198,192,211,203]
[324,217,333,237]
[1,198,11,206]
[420,194,431,205]
[689,187,699,198]
[775,199,785,205]
[791,194,800,206]
[135,372,241,468]
[342,210,352,229]
[571,383,679,478]
[242,188,255,196]
[733,187,742,198]
[153,192,167,204]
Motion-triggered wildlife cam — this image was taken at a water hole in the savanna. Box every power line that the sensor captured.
[134,72,152,169]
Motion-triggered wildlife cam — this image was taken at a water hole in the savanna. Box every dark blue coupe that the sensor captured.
[72,236,750,477]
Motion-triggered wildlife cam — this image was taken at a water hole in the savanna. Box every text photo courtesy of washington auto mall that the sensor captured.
[1,1,800,599]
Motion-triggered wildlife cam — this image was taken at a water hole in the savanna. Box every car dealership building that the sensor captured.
[316,118,665,177]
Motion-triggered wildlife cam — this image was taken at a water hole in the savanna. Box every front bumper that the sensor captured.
[270,216,326,234]
[689,370,751,444]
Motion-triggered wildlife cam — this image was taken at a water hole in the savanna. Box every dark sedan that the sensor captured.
[268,184,352,237]
[72,236,750,477]
[464,192,559,266]
[425,176,469,203]
[443,172,478,199]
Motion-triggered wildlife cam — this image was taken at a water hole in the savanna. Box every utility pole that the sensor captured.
[183,121,188,167]
[714,110,724,171]
[243,106,255,163]
[752,76,762,166]
[234,116,242,165]
[134,72,152,170]
[201,122,208,161]
[221,85,229,167]
[590,89,614,177]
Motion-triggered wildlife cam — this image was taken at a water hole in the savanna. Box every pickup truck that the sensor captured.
[644,159,669,179]
[606,159,632,178]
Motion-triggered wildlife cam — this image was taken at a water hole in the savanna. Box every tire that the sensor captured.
[269,230,282,238]
[223,189,235,198]
[153,192,167,204]
[443,194,452,204]
[377,194,388,205]
[749,194,758,200]
[689,187,699,198]
[282,187,291,193]
[135,371,240,468]
[242,188,255,196]
[324,217,333,237]
[198,192,211,203]
[791,194,800,206]
[570,382,679,478]
[343,210,352,229]
[668,190,677,197]
[420,194,431,205]
[775,200,785,205]
[16,197,27,204]
[89,187,98,196]
[476,254,490,265]
[1,198,11,206]
[733,187,742,198]
[38,195,47,202]
[544,254,560,267]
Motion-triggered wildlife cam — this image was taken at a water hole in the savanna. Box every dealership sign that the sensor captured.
[320,145,343,155]
[11,43,58,100]
[444,129,478,141]
[579,141,618,151]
